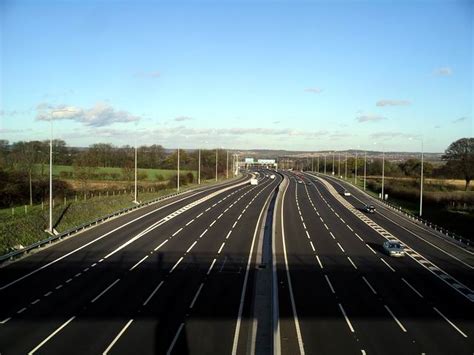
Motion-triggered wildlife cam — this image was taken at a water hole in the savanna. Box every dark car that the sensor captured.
[364,205,376,213]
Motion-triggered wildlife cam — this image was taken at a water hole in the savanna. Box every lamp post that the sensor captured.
[317,155,320,173]
[324,154,327,174]
[311,157,314,172]
[226,150,229,179]
[410,137,424,216]
[215,149,218,182]
[198,149,201,184]
[134,143,138,203]
[177,148,180,191]
[355,151,358,185]
[345,152,348,180]
[364,151,367,191]
[332,152,335,175]
[48,116,53,233]
[338,153,341,177]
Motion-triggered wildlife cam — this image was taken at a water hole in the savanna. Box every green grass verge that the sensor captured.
[0,178,225,256]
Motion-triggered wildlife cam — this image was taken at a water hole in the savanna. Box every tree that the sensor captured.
[11,141,38,205]
[442,138,474,190]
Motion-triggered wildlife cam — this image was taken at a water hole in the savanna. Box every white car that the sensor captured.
[270,174,275,179]
[343,190,351,196]
[383,241,405,257]
[250,178,258,185]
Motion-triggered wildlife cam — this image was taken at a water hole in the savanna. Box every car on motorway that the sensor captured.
[383,240,405,257]
[270,174,275,179]
[343,190,351,196]
[250,178,258,185]
[364,204,376,213]
[298,180,303,184]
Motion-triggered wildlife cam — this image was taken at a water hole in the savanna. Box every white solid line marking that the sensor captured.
[207,258,217,275]
[91,279,121,303]
[338,303,354,333]
[355,233,364,241]
[172,227,183,237]
[316,255,323,269]
[347,257,357,269]
[44,291,52,297]
[167,323,185,355]
[325,275,336,294]
[130,255,149,271]
[310,241,316,252]
[190,283,204,309]
[17,307,27,314]
[384,305,407,332]
[103,319,134,355]
[169,257,184,273]
[330,231,336,239]
[0,317,11,324]
[226,230,232,239]
[362,276,377,294]
[186,241,198,253]
[218,242,226,254]
[154,239,168,251]
[433,307,468,338]
[143,281,164,306]
[401,278,424,298]
[186,219,195,226]
[209,220,216,227]
[366,244,377,254]
[31,299,40,305]
[337,242,345,253]
[380,258,396,272]
[28,316,76,354]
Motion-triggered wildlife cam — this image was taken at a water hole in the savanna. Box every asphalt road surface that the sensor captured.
[1,170,473,354]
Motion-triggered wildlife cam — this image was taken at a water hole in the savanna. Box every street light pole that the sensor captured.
[226,150,229,179]
[311,157,314,172]
[215,149,218,182]
[364,151,367,190]
[338,153,341,177]
[177,148,180,192]
[332,152,335,175]
[49,117,53,233]
[317,155,320,173]
[420,139,424,216]
[345,152,348,180]
[324,155,327,174]
[381,149,385,200]
[134,144,138,203]
[198,149,201,185]
[355,151,358,185]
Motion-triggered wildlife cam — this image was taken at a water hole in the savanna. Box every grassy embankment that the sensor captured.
[1,164,229,256]
[338,175,473,241]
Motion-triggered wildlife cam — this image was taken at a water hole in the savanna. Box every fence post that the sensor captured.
[25,205,27,214]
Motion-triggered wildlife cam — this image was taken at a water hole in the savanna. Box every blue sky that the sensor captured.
[0,0,472,152]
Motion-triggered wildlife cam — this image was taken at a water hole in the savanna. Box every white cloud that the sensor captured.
[376,100,411,107]
[452,117,468,123]
[36,102,140,127]
[356,114,387,123]
[434,67,452,76]
[305,88,323,94]
[174,116,193,122]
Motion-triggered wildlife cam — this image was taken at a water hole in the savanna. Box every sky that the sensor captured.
[0,0,472,153]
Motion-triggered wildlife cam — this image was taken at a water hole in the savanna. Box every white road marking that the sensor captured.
[347,257,357,269]
[196,212,204,218]
[190,283,205,309]
[384,305,407,332]
[366,244,377,254]
[129,255,149,271]
[226,230,233,239]
[186,219,195,226]
[305,230,311,239]
[324,223,329,230]
[433,307,468,338]
[91,279,121,303]
[329,232,336,239]
[218,213,223,219]
[98,258,104,263]
[55,285,63,290]
[232,221,238,228]
[28,316,76,354]
[167,323,185,355]
[337,242,345,253]
[0,317,11,324]
[17,307,27,314]
[380,258,396,272]
[338,303,355,333]
[154,239,168,251]
[209,220,216,227]
[316,255,323,269]
[169,257,184,273]
[362,276,377,295]
[401,278,424,298]
[218,242,226,254]
[91,263,97,267]
[44,291,52,297]
[103,319,134,355]
[199,229,208,238]
[31,299,40,305]
[207,258,217,275]
[205,207,211,212]
[186,241,198,253]
[325,275,336,294]
[83,268,89,272]
[347,225,354,232]
[172,227,183,237]
[143,281,164,306]
[310,241,316,252]
[354,233,364,241]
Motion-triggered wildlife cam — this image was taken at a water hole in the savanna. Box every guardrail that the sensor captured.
[0,176,244,265]
[310,172,471,249]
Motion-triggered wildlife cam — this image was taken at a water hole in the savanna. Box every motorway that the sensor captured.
[1,169,473,354]
[276,171,474,355]
[0,172,281,354]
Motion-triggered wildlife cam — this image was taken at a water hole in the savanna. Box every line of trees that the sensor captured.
[0,140,233,208]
